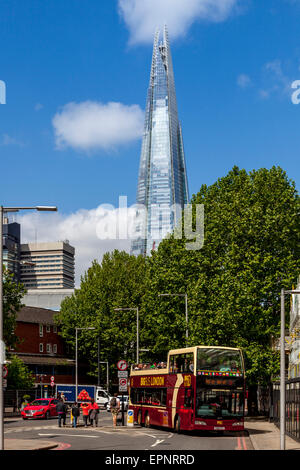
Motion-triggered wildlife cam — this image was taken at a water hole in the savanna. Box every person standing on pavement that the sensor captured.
[71,402,80,428]
[110,393,120,427]
[81,401,91,427]
[56,398,67,427]
[89,399,99,427]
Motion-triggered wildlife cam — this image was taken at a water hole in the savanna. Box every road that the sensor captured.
[4,410,253,451]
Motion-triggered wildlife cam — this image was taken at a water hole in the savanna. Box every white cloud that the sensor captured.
[18,204,141,287]
[237,73,252,89]
[118,0,239,44]
[259,59,292,99]
[52,101,144,152]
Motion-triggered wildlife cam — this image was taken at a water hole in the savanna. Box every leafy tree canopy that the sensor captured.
[55,250,147,379]
[142,166,299,385]
[6,354,35,390]
[3,269,26,350]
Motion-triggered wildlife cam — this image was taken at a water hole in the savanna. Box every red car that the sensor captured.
[21,398,60,420]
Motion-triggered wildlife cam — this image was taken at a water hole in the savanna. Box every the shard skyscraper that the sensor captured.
[131,26,189,256]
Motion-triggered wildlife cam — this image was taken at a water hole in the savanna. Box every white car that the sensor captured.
[107,395,129,412]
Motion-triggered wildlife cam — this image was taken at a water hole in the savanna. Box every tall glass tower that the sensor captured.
[131,26,189,256]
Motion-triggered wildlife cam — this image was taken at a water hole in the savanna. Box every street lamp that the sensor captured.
[75,327,95,402]
[114,308,139,363]
[280,288,300,450]
[0,204,57,451]
[159,293,188,342]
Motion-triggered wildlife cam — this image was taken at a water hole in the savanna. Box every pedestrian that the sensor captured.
[89,398,99,427]
[71,402,80,428]
[20,395,30,411]
[56,398,67,427]
[60,392,66,403]
[110,393,120,428]
[80,401,91,427]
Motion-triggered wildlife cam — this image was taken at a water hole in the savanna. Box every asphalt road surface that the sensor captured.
[4,410,253,451]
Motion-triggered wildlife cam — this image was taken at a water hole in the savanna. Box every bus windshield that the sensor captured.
[197,348,243,373]
[196,387,244,419]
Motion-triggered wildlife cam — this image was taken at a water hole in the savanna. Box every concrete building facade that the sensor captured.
[20,241,75,290]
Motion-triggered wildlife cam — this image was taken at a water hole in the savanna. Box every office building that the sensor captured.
[3,218,21,281]
[20,241,75,289]
[131,26,189,256]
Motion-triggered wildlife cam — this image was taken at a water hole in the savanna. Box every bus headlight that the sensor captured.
[195,420,207,425]
[232,422,243,427]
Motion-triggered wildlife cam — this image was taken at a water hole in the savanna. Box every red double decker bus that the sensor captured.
[129,345,245,432]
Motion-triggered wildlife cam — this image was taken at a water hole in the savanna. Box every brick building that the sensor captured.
[11,306,79,391]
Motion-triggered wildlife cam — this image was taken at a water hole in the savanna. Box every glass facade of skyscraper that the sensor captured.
[131,26,189,256]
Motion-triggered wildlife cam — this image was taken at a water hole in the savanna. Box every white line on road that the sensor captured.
[38,433,98,438]
[151,439,165,447]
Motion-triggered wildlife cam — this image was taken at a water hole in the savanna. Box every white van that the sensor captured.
[95,388,111,409]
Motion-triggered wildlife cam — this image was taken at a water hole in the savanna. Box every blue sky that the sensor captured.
[0,0,299,283]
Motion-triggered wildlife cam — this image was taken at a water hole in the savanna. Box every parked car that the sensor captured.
[21,398,60,420]
[107,395,129,412]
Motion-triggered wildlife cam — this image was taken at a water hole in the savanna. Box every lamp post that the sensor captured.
[0,204,57,451]
[75,327,95,402]
[159,293,188,342]
[114,308,139,363]
[280,288,300,450]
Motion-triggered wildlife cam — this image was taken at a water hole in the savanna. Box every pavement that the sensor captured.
[3,415,300,450]
[244,417,300,451]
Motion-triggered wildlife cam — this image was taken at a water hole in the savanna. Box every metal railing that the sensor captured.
[4,389,39,413]
[272,379,300,442]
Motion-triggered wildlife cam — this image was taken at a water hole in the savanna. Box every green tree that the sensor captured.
[142,166,299,397]
[6,354,35,390]
[55,250,147,383]
[3,268,26,349]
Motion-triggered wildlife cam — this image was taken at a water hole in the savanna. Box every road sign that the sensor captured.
[118,377,128,392]
[3,365,8,378]
[127,409,134,427]
[118,370,128,378]
[117,360,128,371]
[3,379,7,389]
[50,381,55,387]
[50,376,55,382]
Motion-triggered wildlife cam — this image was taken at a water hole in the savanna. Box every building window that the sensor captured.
[39,325,43,337]
[46,325,51,333]
[39,343,43,353]
[46,344,52,354]
[53,326,57,334]
[53,344,57,354]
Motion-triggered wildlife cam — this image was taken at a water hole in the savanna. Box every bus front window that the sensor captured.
[196,389,244,419]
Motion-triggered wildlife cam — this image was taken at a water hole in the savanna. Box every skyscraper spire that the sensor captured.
[131,26,189,256]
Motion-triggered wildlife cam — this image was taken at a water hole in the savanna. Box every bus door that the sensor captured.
[180,386,194,429]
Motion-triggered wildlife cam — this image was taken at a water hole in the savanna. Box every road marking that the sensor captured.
[38,433,98,438]
[151,439,165,447]
[53,442,72,451]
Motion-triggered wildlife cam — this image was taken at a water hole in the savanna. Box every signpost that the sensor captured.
[117,360,128,426]
[117,360,128,371]
[2,366,7,379]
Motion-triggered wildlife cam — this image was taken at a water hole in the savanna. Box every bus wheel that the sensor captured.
[174,416,180,433]
[145,413,150,428]
[137,410,143,426]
